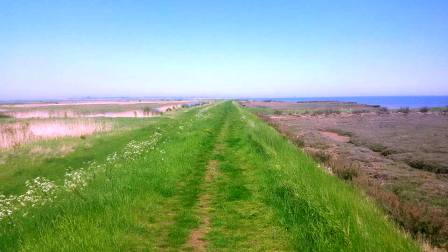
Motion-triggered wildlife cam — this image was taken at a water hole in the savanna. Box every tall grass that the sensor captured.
[0,103,225,250]
[0,118,163,196]
[0,120,111,149]
[234,103,418,251]
[0,102,418,251]
[0,113,11,119]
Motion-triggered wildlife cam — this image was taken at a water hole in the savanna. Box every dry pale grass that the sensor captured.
[7,110,155,119]
[10,110,79,118]
[29,144,75,156]
[85,110,154,118]
[0,100,190,119]
[0,120,111,149]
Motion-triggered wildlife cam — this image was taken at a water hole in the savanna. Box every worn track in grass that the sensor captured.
[0,102,419,251]
[184,114,228,251]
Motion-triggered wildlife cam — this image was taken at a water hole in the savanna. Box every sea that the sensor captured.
[250,96,448,109]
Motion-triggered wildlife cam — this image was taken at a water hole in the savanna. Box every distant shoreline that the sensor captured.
[1,96,448,109]
[247,96,448,109]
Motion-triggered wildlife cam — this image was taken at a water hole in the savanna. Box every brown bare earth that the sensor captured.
[242,100,448,248]
[186,138,223,251]
[186,160,217,251]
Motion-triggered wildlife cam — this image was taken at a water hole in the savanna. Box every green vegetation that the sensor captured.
[233,103,417,251]
[397,107,410,113]
[430,106,448,115]
[0,117,159,195]
[243,106,277,115]
[0,113,11,119]
[0,102,418,251]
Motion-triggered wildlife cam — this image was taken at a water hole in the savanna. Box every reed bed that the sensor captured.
[9,110,79,118]
[0,120,111,149]
[6,110,155,119]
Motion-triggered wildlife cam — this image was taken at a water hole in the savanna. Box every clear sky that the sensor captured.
[1,0,447,100]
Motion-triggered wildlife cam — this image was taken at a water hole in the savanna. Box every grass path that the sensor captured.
[205,107,294,251]
[184,117,228,251]
[181,105,293,251]
[185,116,225,251]
[185,155,219,251]
[0,102,419,251]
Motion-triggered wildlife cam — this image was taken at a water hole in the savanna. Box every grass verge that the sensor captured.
[0,102,419,251]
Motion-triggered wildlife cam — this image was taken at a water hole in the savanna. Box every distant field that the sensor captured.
[0,99,201,118]
[0,101,418,251]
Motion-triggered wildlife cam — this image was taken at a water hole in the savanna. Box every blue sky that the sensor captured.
[1,0,447,100]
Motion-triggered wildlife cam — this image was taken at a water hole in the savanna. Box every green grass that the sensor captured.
[0,101,419,251]
[235,103,417,251]
[0,113,11,119]
[206,108,293,250]
[0,117,160,194]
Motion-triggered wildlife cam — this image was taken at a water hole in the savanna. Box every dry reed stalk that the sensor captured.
[0,120,111,149]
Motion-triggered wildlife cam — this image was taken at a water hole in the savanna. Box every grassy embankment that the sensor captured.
[0,117,160,195]
[0,102,418,251]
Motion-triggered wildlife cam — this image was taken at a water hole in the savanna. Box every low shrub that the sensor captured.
[331,159,359,181]
[368,143,396,156]
[0,113,11,118]
[397,107,410,113]
[419,107,429,113]
[311,150,330,163]
[293,135,305,147]
[312,109,341,116]
[441,106,448,116]
[327,128,352,137]
[378,107,389,114]
[142,106,152,115]
[352,109,369,114]
[356,175,448,247]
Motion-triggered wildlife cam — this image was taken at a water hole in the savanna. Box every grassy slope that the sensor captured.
[206,105,293,250]
[0,104,225,250]
[234,103,418,251]
[0,102,418,251]
[0,117,161,194]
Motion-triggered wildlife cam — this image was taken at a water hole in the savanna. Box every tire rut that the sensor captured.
[185,121,228,251]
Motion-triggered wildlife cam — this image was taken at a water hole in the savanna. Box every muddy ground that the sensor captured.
[242,100,448,247]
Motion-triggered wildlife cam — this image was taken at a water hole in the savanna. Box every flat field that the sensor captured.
[0,99,196,118]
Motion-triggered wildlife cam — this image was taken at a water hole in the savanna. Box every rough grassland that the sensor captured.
[0,102,418,251]
[0,117,162,195]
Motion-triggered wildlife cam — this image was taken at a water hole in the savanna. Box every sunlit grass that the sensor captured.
[0,102,418,251]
